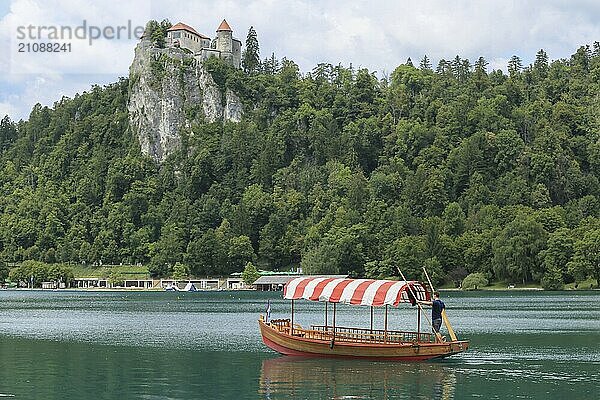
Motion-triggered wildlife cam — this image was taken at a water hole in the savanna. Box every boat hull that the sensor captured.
[259,319,468,361]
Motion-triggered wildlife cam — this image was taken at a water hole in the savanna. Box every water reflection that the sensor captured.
[260,356,457,399]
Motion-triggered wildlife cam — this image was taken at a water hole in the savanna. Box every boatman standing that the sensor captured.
[421,292,445,335]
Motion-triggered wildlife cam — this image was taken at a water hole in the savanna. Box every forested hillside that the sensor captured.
[1,38,599,289]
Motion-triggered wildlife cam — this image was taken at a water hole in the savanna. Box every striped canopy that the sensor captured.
[283,277,430,307]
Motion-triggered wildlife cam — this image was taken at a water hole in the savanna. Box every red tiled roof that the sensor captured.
[167,22,210,39]
[167,22,198,34]
[217,19,232,32]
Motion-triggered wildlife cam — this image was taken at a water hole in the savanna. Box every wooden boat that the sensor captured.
[259,277,469,361]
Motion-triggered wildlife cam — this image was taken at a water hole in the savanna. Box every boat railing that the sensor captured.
[310,325,436,344]
[267,319,435,344]
[269,318,292,330]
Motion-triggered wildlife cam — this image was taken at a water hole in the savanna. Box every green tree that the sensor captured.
[461,273,488,290]
[443,202,465,236]
[242,26,260,74]
[507,55,522,77]
[386,235,426,280]
[302,224,367,277]
[423,257,444,286]
[145,19,171,48]
[227,235,256,274]
[493,216,547,283]
[172,262,190,280]
[540,266,564,290]
[241,261,260,285]
[539,228,574,283]
[419,55,432,71]
[533,49,549,79]
[0,116,17,153]
[568,229,600,286]
[149,224,186,277]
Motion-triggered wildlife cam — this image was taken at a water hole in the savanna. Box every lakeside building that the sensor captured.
[71,277,245,290]
[50,272,347,291]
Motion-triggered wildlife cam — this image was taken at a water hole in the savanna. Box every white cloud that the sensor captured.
[1,0,599,120]
[3,0,149,75]
[0,101,19,119]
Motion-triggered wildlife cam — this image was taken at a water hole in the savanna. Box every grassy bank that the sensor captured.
[564,278,597,290]
[70,265,151,279]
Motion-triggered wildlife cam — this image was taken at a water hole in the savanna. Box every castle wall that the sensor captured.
[167,30,203,53]
[232,39,241,68]
[201,38,211,49]
[197,48,221,62]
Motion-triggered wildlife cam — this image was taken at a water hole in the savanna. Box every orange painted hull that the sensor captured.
[259,319,469,361]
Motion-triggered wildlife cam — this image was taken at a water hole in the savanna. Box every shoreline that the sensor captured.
[2,287,598,293]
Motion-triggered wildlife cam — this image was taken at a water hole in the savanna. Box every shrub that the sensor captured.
[461,272,489,290]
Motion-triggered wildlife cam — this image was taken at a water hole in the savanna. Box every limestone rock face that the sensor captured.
[225,89,243,122]
[128,39,242,163]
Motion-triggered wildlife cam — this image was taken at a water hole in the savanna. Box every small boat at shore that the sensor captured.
[259,277,469,361]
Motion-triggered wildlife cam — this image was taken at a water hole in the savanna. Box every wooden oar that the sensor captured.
[422,267,458,342]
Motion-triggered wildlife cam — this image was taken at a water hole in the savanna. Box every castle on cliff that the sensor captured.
[166,19,242,68]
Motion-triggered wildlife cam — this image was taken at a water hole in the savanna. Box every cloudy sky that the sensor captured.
[0,0,598,120]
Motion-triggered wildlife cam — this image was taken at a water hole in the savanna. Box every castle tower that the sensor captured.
[216,19,233,54]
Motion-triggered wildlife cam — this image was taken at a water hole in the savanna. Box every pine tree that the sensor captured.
[472,57,489,91]
[571,45,591,73]
[460,58,471,83]
[262,52,279,74]
[406,57,414,67]
[242,26,260,74]
[593,41,600,58]
[419,55,432,71]
[533,49,548,78]
[508,55,522,77]
[451,55,462,78]
[474,56,488,74]
[436,59,451,76]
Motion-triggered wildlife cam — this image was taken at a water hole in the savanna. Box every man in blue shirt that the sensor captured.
[422,291,445,334]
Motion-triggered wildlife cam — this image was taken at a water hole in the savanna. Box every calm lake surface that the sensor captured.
[0,290,598,399]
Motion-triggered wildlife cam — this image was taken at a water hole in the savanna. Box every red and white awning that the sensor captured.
[283,277,430,307]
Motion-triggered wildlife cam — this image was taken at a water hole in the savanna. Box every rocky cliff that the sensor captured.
[128,39,242,163]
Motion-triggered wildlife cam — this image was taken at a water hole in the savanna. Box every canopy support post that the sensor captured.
[290,299,294,336]
[325,301,328,330]
[417,306,421,342]
[332,302,337,341]
[384,305,388,344]
[370,306,374,332]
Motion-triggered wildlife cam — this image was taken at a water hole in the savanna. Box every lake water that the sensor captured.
[0,290,598,399]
